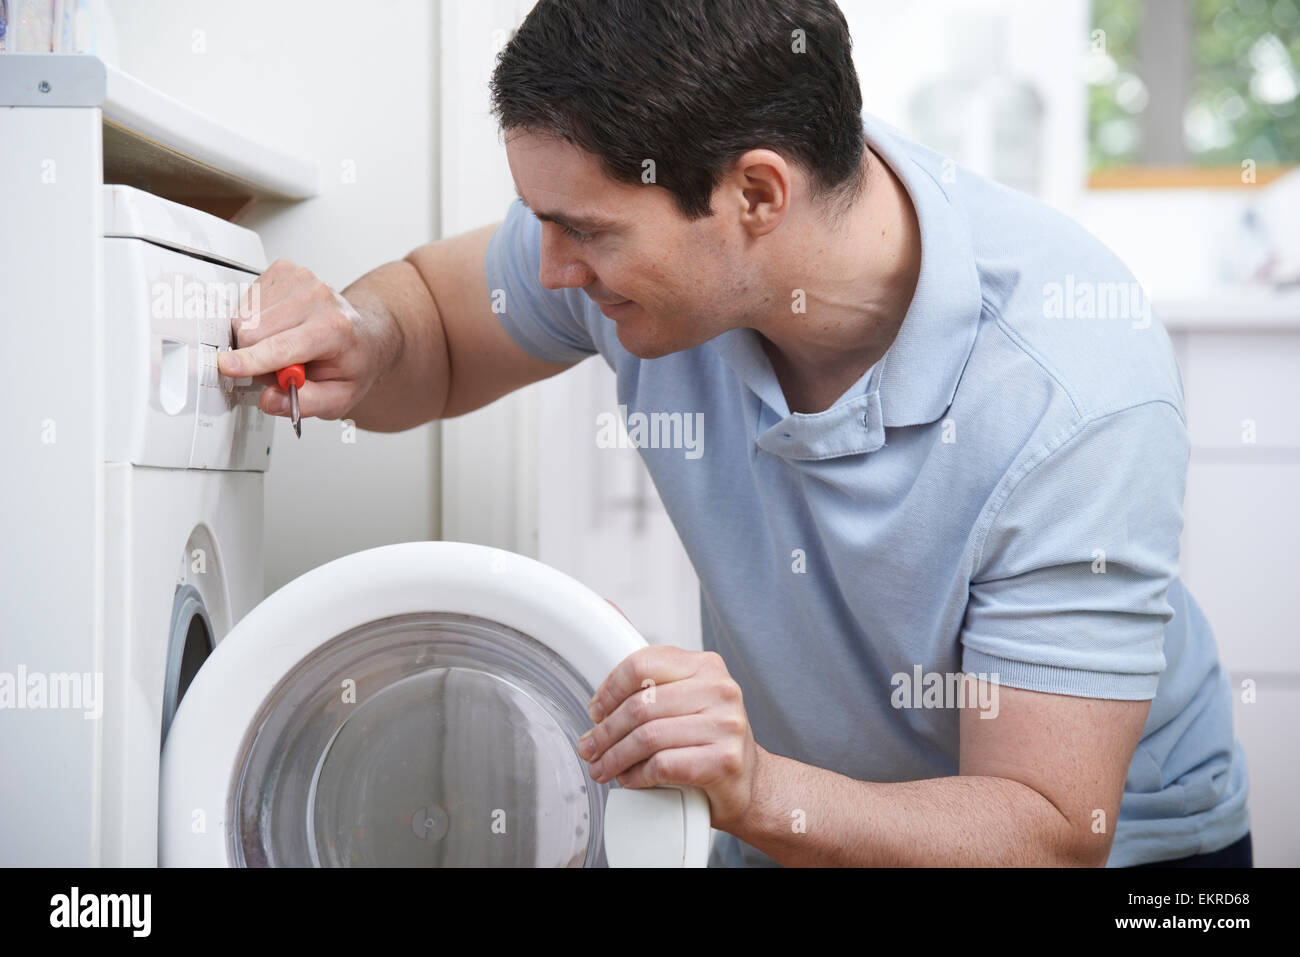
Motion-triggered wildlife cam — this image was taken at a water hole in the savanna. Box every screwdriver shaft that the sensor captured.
[289,383,301,438]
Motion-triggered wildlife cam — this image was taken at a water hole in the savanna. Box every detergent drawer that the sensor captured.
[102,196,273,471]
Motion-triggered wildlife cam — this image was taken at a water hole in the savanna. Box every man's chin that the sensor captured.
[614,322,675,360]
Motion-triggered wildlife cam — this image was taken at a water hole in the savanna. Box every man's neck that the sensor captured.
[756,146,922,414]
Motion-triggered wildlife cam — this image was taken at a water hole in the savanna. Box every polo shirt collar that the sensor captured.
[712,113,983,460]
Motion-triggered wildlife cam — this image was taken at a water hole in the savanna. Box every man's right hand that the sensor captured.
[216,224,583,434]
[216,258,399,423]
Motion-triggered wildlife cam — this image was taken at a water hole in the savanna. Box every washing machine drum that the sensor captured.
[159,542,710,867]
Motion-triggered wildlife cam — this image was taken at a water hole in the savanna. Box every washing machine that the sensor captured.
[19,185,710,867]
[99,183,274,865]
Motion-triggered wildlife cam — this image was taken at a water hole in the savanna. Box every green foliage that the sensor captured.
[1088,0,1300,170]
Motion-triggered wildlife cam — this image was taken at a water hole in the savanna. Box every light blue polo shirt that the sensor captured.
[484,112,1250,867]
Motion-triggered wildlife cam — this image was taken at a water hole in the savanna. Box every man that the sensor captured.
[218,0,1250,867]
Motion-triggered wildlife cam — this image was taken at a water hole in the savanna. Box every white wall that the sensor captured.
[102,0,441,594]
[438,0,542,556]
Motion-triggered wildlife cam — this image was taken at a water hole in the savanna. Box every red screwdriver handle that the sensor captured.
[277,364,306,392]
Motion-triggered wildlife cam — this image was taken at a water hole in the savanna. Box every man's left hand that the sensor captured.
[578,646,759,831]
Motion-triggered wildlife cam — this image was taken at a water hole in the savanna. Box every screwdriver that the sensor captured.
[276,363,306,438]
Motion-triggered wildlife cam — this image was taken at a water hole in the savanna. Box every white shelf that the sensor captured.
[1155,284,1300,331]
[100,59,317,200]
[0,53,318,216]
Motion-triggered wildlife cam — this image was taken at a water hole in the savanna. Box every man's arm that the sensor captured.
[220,223,579,433]
[581,647,1150,867]
[344,223,580,431]
[731,682,1150,866]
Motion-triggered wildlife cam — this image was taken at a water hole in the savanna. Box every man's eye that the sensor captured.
[561,224,594,243]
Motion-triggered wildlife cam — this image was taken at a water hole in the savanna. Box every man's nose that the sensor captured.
[538,227,595,290]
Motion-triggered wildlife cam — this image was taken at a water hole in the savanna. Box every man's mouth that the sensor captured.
[595,297,636,319]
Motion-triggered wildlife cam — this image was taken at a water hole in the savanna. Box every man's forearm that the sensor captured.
[730,746,1102,867]
[341,259,450,432]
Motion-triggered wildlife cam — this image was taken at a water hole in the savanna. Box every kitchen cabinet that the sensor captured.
[1162,291,1300,867]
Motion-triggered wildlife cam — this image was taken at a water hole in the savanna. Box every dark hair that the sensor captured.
[489,0,867,220]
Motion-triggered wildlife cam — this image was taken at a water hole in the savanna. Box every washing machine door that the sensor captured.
[159,541,711,867]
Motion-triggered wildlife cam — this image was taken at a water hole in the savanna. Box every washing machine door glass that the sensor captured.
[235,612,605,867]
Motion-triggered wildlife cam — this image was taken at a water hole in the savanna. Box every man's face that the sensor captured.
[505,129,758,359]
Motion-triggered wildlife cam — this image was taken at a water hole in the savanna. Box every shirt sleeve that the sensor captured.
[483,198,600,365]
[960,400,1190,700]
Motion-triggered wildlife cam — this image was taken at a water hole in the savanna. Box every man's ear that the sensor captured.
[725,149,791,238]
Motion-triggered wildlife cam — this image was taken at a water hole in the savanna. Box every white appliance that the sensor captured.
[5,184,709,868]
[23,184,272,866]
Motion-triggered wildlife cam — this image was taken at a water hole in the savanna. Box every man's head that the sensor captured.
[490,0,868,358]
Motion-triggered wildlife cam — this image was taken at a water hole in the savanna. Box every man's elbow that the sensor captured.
[1056,823,1116,867]
[1027,795,1116,867]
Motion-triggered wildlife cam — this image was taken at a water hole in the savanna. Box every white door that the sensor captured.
[158,541,710,867]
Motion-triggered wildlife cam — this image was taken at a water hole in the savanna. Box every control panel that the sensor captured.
[102,238,273,472]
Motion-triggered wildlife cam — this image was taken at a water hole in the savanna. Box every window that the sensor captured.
[1088,0,1300,186]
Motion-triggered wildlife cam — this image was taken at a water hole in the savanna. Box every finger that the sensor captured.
[228,261,300,342]
[580,676,705,762]
[230,284,269,338]
[587,714,726,784]
[260,379,356,420]
[220,326,318,379]
[228,296,294,344]
[296,379,358,420]
[251,258,297,296]
[615,744,725,790]
[588,645,705,724]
